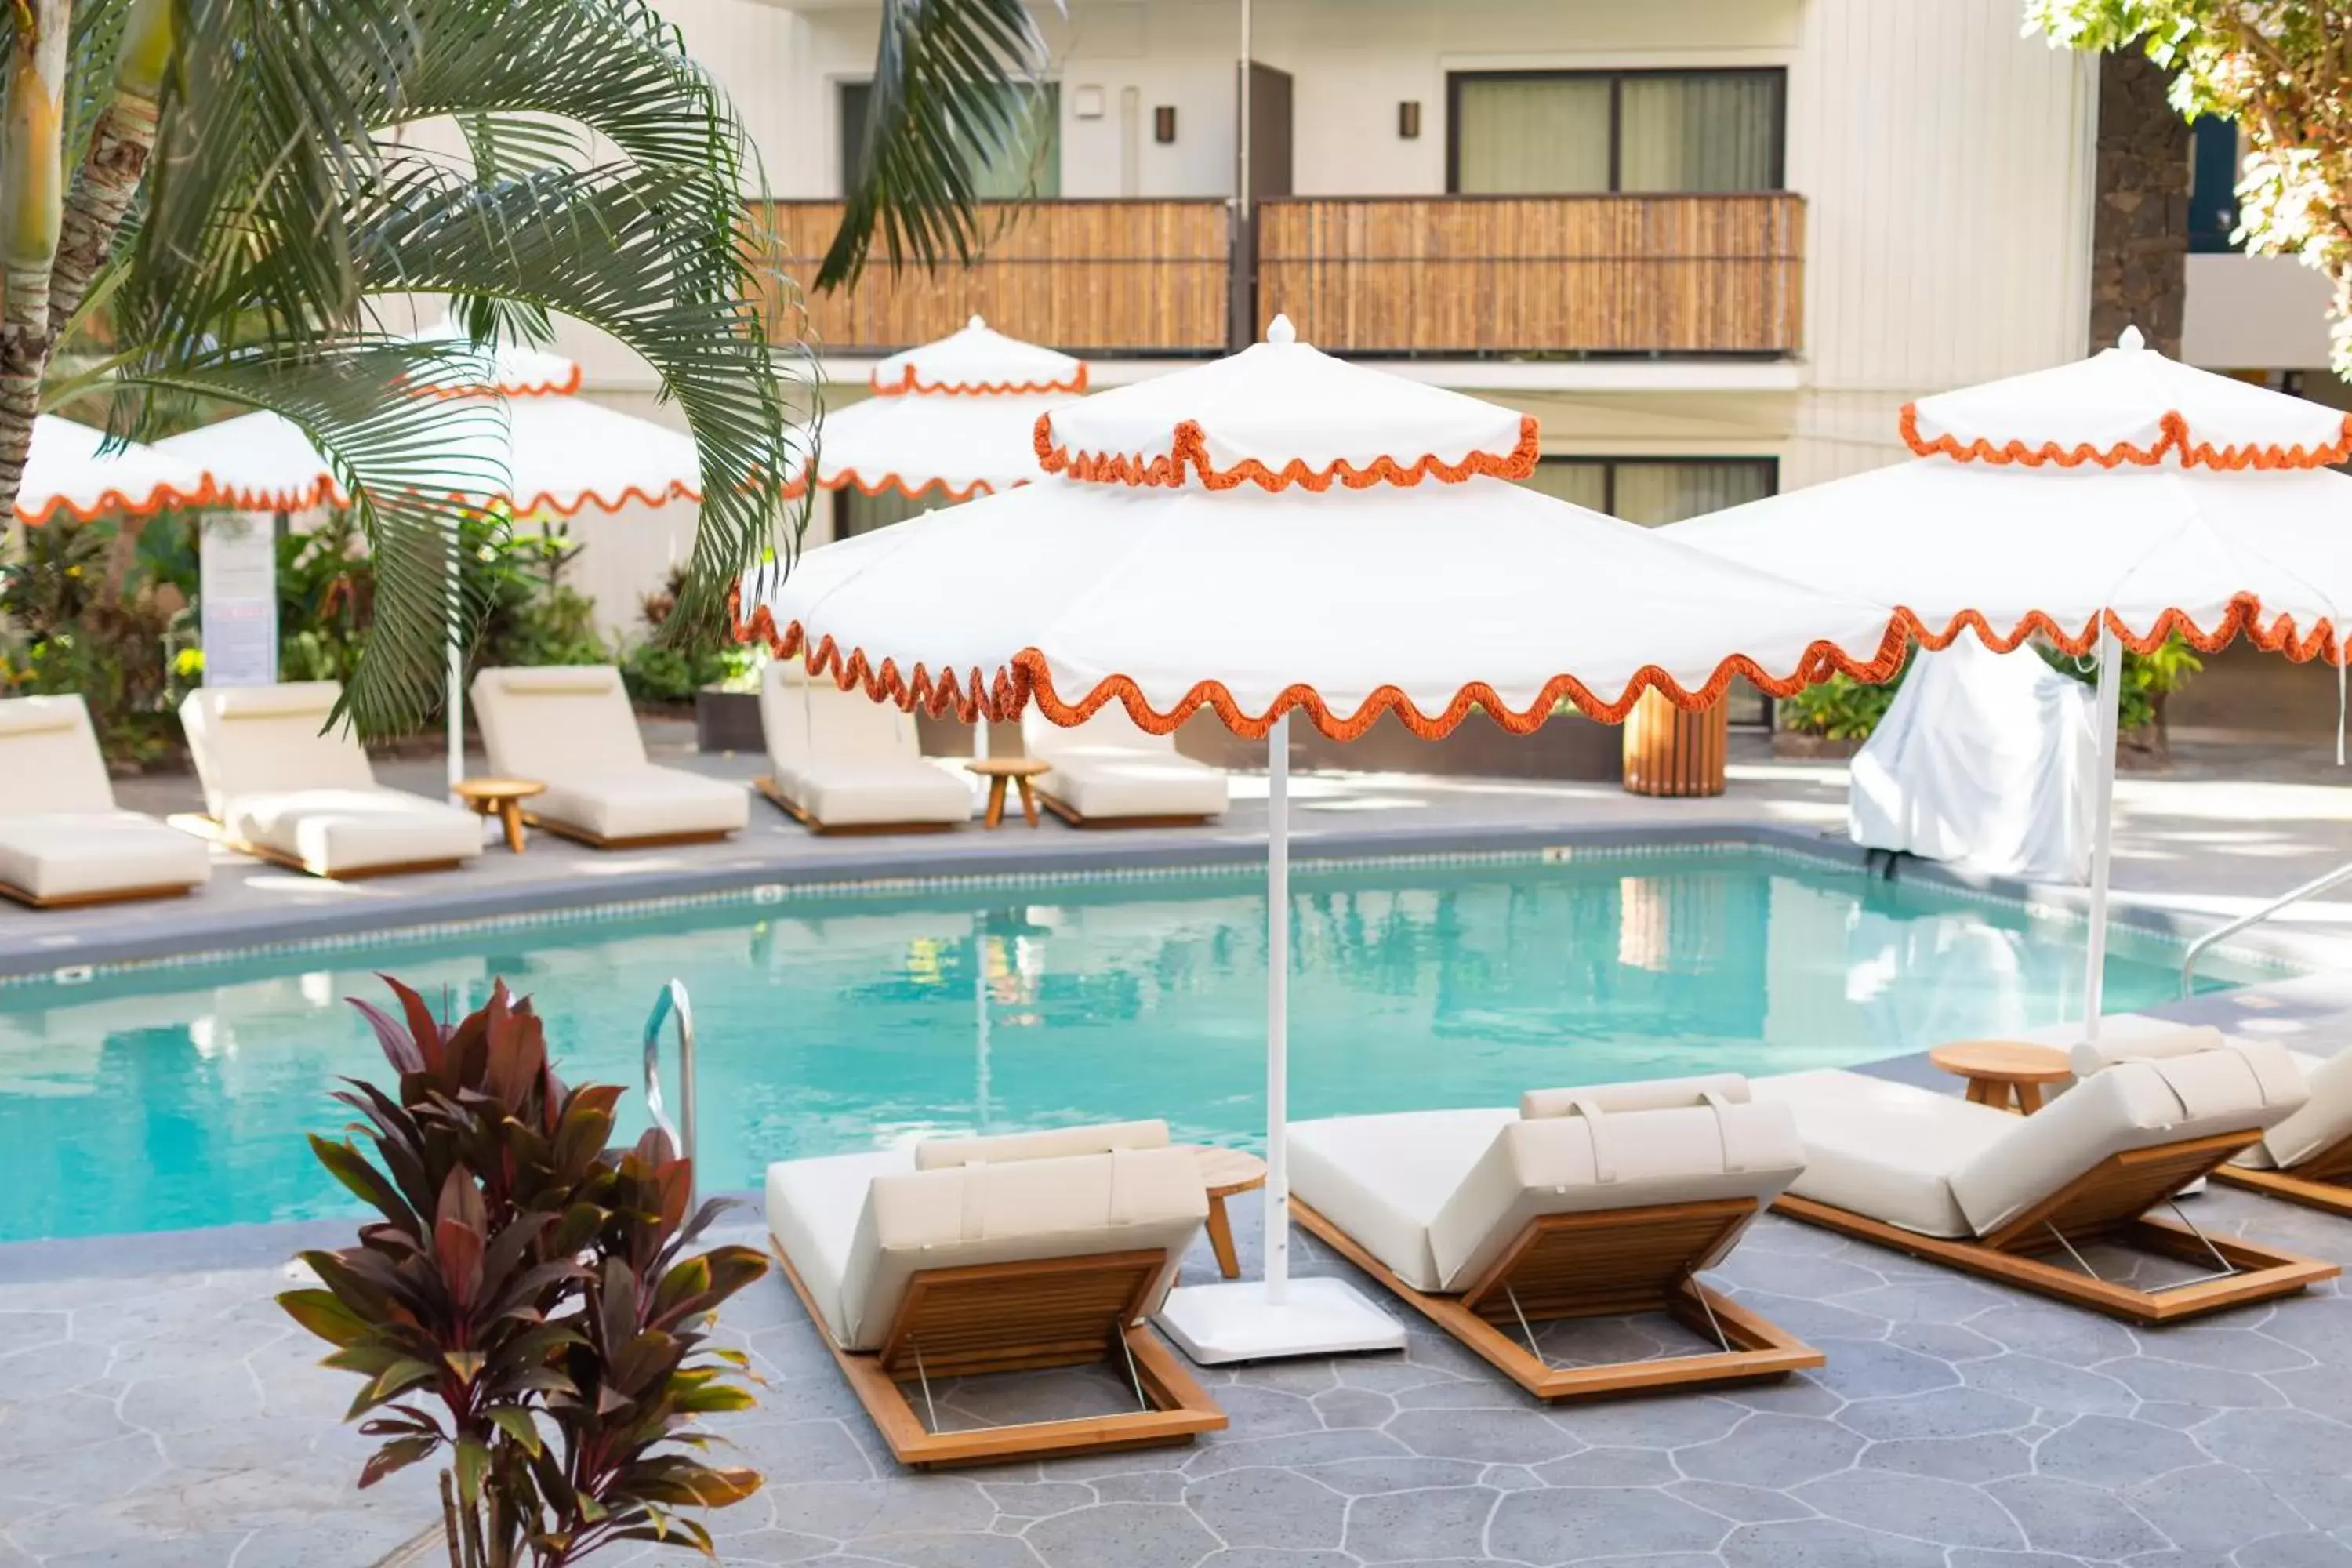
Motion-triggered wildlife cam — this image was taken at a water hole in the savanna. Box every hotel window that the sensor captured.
[840,82,1062,199]
[1449,70,1784,194]
[836,488,931,539]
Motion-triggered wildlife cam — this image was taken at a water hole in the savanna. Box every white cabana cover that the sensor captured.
[794,317,1084,501]
[1849,640,2096,883]
[17,416,215,524]
[405,321,583,397]
[154,411,339,512]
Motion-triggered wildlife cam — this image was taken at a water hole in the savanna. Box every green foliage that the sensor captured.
[0,514,191,768]
[2026,0,2352,375]
[276,513,376,688]
[1777,652,1911,740]
[282,975,769,1567]
[471,523,611,673]
[2041,635,2206,738]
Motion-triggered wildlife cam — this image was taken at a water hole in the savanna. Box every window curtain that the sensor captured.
[1617,74,1780,193]
[840,82,1062,198]
[1454,78,1610,194]
[1519,459,1610,513]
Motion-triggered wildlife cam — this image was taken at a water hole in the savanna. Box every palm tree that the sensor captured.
[0,0,1044,732]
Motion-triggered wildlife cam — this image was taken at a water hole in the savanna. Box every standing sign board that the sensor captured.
[199,512,278,688]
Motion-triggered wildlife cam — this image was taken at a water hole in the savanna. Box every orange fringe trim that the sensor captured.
[436,480,700,516]
[728,586,1919,740]
[872,363,1087,397]
[1899,405,2352,470]
[1901,597,2345,666]
[411,365,585,400]
[18,477,219,525]
[1035,414,1543,492]
[782,470,1005,503]
[212,477,341,512]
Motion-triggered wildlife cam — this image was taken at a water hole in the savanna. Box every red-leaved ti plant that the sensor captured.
[278,975,769,1566]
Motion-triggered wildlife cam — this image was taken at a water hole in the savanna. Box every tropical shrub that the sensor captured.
[2042,635,2205,749]
[0,512,191,767]
[280,976,769,1567]
[1777,659,1908,741]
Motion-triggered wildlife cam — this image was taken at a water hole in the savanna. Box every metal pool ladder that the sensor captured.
[2182,855,2352,993]
[643,979,699,1199]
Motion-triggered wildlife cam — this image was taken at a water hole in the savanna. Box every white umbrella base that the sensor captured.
[1154,1276,1406,1364]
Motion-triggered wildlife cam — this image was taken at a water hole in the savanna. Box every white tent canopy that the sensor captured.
[743,315,1904,1362]
[154,411,339,513]
[16,416,214,525]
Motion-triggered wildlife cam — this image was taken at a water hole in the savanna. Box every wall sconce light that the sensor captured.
[1154,105,1178,144]
[1073,85,1105,120]
[1399,101,1421,140]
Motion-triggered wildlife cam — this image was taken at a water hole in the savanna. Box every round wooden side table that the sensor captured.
[964,757,1051,829]
[455,777,546,855]
[1174,1144,1269,1280]
[1929,1040,2073,1115]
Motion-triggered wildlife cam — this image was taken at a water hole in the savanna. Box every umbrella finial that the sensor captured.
[967,314,986,331]
[1266,314,1297,346]
[2118,324,2146,352]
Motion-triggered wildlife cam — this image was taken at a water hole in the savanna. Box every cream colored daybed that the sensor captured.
[755,659,968,833]
[470,665,749,848]
[1758,1042,2337,1323]
[766,1119,1225,1468]
[1021,708,1227,827]
[1289,1074,1822,1401]
[0,695,209,906]
[176,683,481,879]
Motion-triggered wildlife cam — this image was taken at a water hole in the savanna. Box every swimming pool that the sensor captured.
[0,848,2263,1242]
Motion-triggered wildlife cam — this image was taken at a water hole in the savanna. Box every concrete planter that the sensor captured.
[1772,731,1864,760]
[694,688,763,753]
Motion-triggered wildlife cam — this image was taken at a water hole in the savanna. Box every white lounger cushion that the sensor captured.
[530,768,750,841]
[768,1145,1207,1352]
[1762,1047,2307,1240]
[2070,1025,2352,1172]
[1291,1108,1516,1291]
[760,663,965,826]
[180,683,374,815]
[0,813,209,900]
[472,666,748,840]
[226,788,483,875]
[774,764,970,829]
[1522,1073,1752,1120]
[914,1119,1170,1171]
[1022,709,1228,820]
[0,695,117,814]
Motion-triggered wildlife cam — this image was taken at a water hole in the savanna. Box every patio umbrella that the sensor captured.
[16,415,214,524]
[736,315,1907,1361]
[793,316,1086,503]
[154,411,340,513]
[1663,327,2352,1040]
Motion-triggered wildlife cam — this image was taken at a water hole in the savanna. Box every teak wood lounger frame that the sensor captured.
[165,813,465,881]
[754,776,959,836]
[0,877,198,909]
[519,811,735,851]
[1292,1196,1823,1400]
[772,1239,1225,1468]
[1773,1130,2339,1325]
[2212,1130,2352,1219]
[1034,789,1216,831]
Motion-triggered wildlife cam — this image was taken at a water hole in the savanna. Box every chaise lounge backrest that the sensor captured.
[913,1118,1171,1171]
[2071,1024,2352,1171]
[834,1146,1206,1352]
[0,695,115,814]
[470,666,644,778]
[1427,1073,1804,1292]
[1023,705,1178,762]
[179,683,374,817]
[1950,1040,2307,1236]
[760,659,923,773]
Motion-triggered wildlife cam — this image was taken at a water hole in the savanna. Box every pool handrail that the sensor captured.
[642,978,699,1202]
[2181,855,2352,995]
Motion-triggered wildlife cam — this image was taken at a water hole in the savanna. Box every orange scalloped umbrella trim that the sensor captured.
[212,477,341,512]
[441,480,702,517]
[410,364,586,400]
[728,586,1916,740]
[871,363,1088,398]
[1900,597,2346,666]
[18,475,220,525]
[1035,414,1543,492]
[1898,405,2352,471]
[782,470,1005,503]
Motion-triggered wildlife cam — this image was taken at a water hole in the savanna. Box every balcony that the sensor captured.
[1254,194,1806,358]
[757,199,1232,358]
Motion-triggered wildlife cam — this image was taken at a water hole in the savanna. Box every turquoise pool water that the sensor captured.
[0,850,2260,1242]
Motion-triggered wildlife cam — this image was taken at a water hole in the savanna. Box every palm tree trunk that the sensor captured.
[0,0,74,523]
[46,0,169,338]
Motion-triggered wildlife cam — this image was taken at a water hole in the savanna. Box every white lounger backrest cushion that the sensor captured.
[1949,1042,2307,1236]
[1522,1073,1752,1120]
[1022,704,1176,761]
[760,659,922,772]
[470,666,644,775]
[0,695,114,814]
[178,683,373,814]
[2067,1025,2227,1077]
[913,1119,1171,1171]
[1425,1098,1806,1293]
[836,1148,1206,1351]
[2263,1048,2352,1168]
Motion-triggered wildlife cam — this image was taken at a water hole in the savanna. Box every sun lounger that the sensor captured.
[469,666,748,848]
[1288,1075,1823,1400]
[2073,1025,2352,1220]
[1758,1045,2338,1323]
[1021,709,1227,826]
[766,1119,1225,1468]
[0,695,209,906]
[176,683,481,879]
[754,660,969,833]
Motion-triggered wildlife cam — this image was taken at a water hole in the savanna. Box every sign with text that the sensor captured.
[199,513,278,688]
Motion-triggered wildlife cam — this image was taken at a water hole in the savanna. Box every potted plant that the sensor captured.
[280,977,768,1566]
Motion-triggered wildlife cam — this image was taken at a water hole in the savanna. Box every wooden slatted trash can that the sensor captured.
[1621,689,1728,798]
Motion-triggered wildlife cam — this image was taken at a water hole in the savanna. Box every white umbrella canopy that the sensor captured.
[16,415,216,524]
[154,410,339,512]
[1663,327,2352,1037]
[741,316,1906,1363]
[405,320,583,398]
[794,317,1084,501]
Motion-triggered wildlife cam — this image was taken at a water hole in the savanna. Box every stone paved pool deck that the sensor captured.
[5,738,2352,1564]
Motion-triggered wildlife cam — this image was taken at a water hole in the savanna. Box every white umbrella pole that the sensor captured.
[1264,710,1290,1305]
[2082,626,2124,1042]
[974,912,993,1132]
[446,521,464,803]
